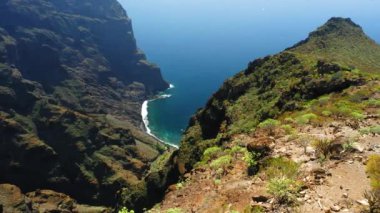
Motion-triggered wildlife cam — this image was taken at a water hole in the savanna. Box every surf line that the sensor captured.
[141,84,179,148]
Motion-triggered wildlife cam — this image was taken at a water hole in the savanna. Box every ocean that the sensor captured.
[119,0,380,146]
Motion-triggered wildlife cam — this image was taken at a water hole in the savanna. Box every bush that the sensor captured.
[284,117,295,124]
[267,177,302,203]
[281,124,294,135]
[119,207,134,213]
[360,125,380,135]
[262,157,299,180]
[367,155,380,190]
[318,96,330,105]
[258,119,280,135]
[176,181,185,190]
[298,134,312,153]
[166,208,183,213]
[311,138,333,158]
[246,206,265,213]
[202,146,223,162]
[295,113,318,125]
[366,98,380,107]
[210,155,232,171]
[229,145,245,155]
[214,179,222,185]
[321,110,332,117]
[350,111,365,120]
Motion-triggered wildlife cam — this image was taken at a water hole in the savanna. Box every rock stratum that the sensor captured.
[0,0,177,212]
[151,18,380,212]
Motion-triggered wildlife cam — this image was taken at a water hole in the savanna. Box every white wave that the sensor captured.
[158,94,172,99]
[169,84,175,89]
[141,92,178,148]
[141,100,151,135]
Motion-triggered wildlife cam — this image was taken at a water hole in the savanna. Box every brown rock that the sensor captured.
[0,184,32,213]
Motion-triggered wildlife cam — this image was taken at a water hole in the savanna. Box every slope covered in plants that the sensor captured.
[0,0,175,211]
[177,17,380,171]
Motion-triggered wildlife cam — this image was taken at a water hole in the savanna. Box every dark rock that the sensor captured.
[0,0,172,211]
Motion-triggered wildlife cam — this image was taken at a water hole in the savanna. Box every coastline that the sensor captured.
[141,84,179,148]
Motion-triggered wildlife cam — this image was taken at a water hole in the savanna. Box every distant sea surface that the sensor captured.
[119,0,380,146]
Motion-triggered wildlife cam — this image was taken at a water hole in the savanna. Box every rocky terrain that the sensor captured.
[0,0,177,212]
[149,18,380,212]
[1,3,379,212]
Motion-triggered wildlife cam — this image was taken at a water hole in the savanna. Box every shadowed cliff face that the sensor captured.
[0,0,174,211]
[177,18,380,172]
[0,0,169,116]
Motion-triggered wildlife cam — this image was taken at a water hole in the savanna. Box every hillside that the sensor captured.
[0,0,176,212]
[152,18,380,212]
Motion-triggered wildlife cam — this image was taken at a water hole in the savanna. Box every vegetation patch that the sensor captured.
[258,119,281,135]
[262,157,300,180]
[295,113,318,125]
[360,125,380,135]
[267,177,302,204]
[311,138,333,159]
[367,155,380,190]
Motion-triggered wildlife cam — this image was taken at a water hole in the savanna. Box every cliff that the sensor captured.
[177,17,380,171]
[152,18,380,212]
[0,0,175,212]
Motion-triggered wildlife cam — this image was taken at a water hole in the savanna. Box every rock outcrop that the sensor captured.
[0,0,174,211]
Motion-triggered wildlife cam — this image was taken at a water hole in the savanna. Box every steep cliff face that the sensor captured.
[0,0,169,117]
[0,0,174,211]
[177,18,380,172]
[150,18,380,212]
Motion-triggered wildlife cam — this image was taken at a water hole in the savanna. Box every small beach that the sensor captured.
[141,84,179,148]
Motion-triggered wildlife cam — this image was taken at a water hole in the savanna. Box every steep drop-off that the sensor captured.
[151,17,380,212]
[177,17,380,172]
[0,0,176,211]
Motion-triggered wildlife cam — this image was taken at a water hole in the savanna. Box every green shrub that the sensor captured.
[311,138,333,158]
[258,119,280,135]
[318,96,330,105]
[350,111,366,120]
[210,155,232,170]
[365,98,380,107]
[267,177,302,203]
[229,145,245,155]
[331,101,362,119]
[202,146,223,162]
[214,179,222,185]
[281,124,294,135]
[371,125,380,135]
[262,157,299,180]
[295,113,318,125]
[244,151,259,167]
[246,206,265,213]
[360,125,380,135]
[367,155,380,190]
[166,208,183,213]
[118,207,134,213]
[350,91,369,103]
[176,181,185,190]
[321,110,332,117]
[284,117,295,124]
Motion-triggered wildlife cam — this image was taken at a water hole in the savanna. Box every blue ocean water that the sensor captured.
[119,0,380,146]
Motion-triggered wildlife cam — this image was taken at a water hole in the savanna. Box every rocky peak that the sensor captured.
[309,17,363,38]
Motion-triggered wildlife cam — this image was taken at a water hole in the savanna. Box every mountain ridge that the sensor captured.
[0,0,176,212]
[177,17,380,172]
[152,17,380,212]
